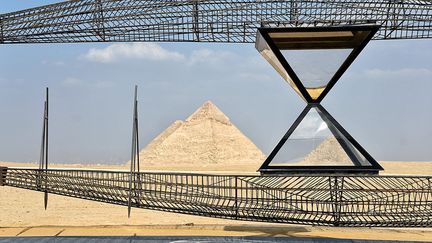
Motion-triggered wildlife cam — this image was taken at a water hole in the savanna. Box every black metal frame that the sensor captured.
[0,1,431,44]
[256,25,379,103]
[0,0,430,227]
[3,167,432,227]
[128,85,141,217]
[0,167,6,186]
[36,87,49,209]
[257,25,383,174]
[259,104,383,174]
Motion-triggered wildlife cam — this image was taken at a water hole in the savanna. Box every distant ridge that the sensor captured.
[139,101,265,169]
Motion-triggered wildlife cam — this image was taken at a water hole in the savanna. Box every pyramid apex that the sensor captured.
[138,100,265,169]
[186,101,231,125]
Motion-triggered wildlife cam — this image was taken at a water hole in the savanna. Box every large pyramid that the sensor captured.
[139,101,265,171]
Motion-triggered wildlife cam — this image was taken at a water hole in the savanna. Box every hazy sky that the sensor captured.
[1,1,431,164]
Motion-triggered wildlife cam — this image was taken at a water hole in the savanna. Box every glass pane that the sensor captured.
[281,49,353,100]
[256,31,306,101]
[269,107,371,167]
[330,126,372,166]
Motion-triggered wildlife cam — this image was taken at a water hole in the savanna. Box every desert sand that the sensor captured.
[1,101,431,240]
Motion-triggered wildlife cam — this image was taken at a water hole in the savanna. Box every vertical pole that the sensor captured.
[38,100,46,191]
[135,86,139,173]
[128,85,139,218]
[0,167,7,186]
[192,0,200,41]
[235,176,238,219]
[134,86,141,202]
[329,176,343,226]
[44,87,49,210]
[0,16,4,44]
[94,0,106,41]
[290,0,299,26]
[128,108,135,217]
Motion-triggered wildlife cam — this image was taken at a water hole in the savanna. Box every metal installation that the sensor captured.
[0,0,431,44]
[0,0,432,227]
[256,25,384,174]
[2,168,432,227]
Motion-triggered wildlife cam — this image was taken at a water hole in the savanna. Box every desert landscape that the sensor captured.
[1,101,431,240]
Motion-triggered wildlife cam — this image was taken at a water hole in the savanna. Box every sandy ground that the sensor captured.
[1,161,431,240]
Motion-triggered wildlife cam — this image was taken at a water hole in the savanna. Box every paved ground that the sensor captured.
[0,236,429,243]
[0,225,432,242]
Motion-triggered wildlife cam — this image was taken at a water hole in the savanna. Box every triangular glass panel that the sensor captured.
[256,26,379,103]
[281,49,353,100]
[255,30,305,100]
[259,105,383,174]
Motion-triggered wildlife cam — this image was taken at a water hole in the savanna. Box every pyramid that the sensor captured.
[138,101,265,170]
[299,136,352,166]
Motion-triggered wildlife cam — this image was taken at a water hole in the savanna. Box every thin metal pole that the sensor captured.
[134,90,141,203]
[44,87,49,210]
[128,85,138,218]
[39,106,45,171]
[0,167,5,187]
[235,176,238,219]
[38,101,46,191]
[135,97,140,173]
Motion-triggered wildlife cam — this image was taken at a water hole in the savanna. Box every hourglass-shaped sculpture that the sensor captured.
[256,25,384,174]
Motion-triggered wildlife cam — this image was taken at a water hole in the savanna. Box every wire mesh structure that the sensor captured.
[1,167,431,227]
[1,0,431,228]
[0,0,431,44]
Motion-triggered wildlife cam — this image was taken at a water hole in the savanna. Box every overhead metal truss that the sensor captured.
[0,0,431,44]
[1,167,431,227]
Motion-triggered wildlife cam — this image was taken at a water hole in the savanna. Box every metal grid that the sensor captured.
[0,0,431,44]
[2,167,431,227]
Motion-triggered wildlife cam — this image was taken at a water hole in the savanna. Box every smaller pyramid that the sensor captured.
[299,136,352,166]
[139,101,265,171]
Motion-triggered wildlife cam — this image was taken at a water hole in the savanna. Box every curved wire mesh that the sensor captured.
[2,167,431,227]
[0,0,431,44]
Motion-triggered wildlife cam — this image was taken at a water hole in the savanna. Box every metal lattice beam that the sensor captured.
[0,0,431,44]
[2,167,432,227]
